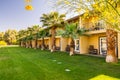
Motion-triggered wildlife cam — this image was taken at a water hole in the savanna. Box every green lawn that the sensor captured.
[0,47,120,80]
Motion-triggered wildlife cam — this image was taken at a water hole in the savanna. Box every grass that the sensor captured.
[0,47,120,80]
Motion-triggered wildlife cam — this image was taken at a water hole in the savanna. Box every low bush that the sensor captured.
[0,41,7,46]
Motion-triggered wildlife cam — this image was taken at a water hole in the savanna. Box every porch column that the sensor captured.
[80,36,88,54]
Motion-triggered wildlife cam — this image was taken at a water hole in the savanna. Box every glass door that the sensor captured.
[99,37,107,55]
[75,39,80,52]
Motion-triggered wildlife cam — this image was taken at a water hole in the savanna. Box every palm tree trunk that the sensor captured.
[20,41,21,47]
[70,38,75,56]
[41,37,45,50]
[25,41,26,48]
[28,40,30,48]
[51,28,56,52]
[25,41,27,48]
[24,42,26,47]
[21,41,23,47]
[30,40,32,48]
[35,38,37,49]
[33,40,36,49]
[106,29,118,63]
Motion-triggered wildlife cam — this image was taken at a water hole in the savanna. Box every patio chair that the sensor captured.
[55,46,60,51]
[89,45,98,54]
[65,45,70,52]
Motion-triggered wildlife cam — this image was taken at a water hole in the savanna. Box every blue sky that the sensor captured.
[0,0,78,32]
[0,0,57,32]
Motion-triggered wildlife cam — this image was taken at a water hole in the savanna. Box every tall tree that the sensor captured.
[0,32,4,41]
[57,23,86,56]
[31,25,40,49]
[18,29,28,47]
[40,11,65,52]
[27,27,34,48]
[56,0,120,63]
[18,30,27,38]
[4,29,17,45]
[91,1,119,63]
[38,28,50,50]
[26,25,40,48]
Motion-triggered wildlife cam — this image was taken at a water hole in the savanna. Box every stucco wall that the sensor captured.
[44,39,49,45]
[55,38,60,47]
[37,40,41,48]
[61,38,69,51]
[88,33,106,54]
[82,16,98,29]
[31,40,36,48]
[49,37,52,50]
[80,36,88,54]
[21,41,24,47]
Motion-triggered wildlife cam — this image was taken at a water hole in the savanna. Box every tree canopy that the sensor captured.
[56,0,120,31]
[3,29,18,45]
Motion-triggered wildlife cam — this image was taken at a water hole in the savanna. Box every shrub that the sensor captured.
[0,41,7,46]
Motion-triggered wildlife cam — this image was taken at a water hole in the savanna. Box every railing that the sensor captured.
[86,26,105,31]
[84,25,106,34]
[84,20,106,32]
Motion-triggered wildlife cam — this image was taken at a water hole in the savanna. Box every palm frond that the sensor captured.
[40,11,66,28]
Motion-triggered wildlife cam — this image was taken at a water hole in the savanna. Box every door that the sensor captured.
[99,37,107,55]
[75,39,80,52]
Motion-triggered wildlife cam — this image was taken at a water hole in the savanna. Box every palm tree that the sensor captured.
[27,25,39,48]
[4,29,18,45]
[18,30,27,47]
[26,35,34,48]
[0,32,4,41]
[18,25,40,48]
[57,23,86,56]
[40,11,65,52]
[38,28,50,50]
[106,29,118,63]
[32,25,40,49]
[27,27,33,48]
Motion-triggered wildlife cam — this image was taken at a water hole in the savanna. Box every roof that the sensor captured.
[66,15,80,22]
[66,13,84,22]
